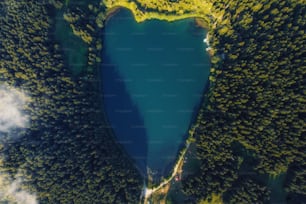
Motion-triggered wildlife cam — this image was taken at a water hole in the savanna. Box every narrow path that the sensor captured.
[142,143,190,203]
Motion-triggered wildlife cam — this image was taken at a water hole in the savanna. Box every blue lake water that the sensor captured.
[102,9,210,175]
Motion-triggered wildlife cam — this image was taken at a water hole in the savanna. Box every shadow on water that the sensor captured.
[102,8,210,178]
[101,54,148,175]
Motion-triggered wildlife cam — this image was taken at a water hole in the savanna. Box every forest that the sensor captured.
[0,0,304,203]
[103,0,305,203]
[0,0,142,203]
[103,0,214,23]
[181,0,306,203]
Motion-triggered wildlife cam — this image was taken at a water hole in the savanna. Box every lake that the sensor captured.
[101,9,210,176]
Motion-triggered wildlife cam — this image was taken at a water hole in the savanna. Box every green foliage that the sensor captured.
[224,179,270,204]
[1,0,305,203]
[63,3,106,67]
[182,112,239,201]
[285,155,306,203]
[182,0,305,202]
[0,0,142,203]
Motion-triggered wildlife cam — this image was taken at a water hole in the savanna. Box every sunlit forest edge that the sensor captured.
[0,0,305,203]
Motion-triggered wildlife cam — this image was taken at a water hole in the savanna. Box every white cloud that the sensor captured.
[0,84,37,203]
[0,172,38,204]
[0,84,29,133]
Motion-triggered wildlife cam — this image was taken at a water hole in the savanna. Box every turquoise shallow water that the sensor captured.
[102,9,210,175]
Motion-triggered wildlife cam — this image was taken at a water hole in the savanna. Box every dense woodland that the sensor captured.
[181,0,306,203]
[113,0,305,203]
[0,0,142,203]
[0,0,304,203]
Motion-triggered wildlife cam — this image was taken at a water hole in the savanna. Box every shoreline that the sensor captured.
[105,6,214,59]
[194,17,210,30]
[98,38,148,181]
[142,143,191,203]
[103,5,214,203]
[104,4,211,23]
[105,6,122,23]
[98,36,148,181]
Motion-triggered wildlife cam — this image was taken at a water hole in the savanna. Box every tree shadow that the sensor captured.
[101,54,148,175]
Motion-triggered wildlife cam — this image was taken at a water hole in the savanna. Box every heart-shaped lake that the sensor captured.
[101,9,210,177]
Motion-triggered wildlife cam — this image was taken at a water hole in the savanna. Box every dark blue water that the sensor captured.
[102,9,210,175]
